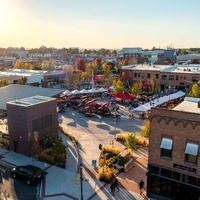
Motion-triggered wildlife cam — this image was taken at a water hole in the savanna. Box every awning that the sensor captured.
[160,138,173,150]
[185,143,198,156]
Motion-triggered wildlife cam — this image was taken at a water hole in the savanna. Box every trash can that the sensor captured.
[99,144,102,150]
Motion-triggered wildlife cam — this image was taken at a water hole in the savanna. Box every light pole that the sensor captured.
[80,163,83,200]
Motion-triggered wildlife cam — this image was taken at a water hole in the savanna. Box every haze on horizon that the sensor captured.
[0,0,200,50]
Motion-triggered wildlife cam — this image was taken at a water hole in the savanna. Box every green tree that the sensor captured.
[188,80,200,97]
[125,133,140,151]
[130,81,143,97]
[113,79,124,94]
[104,65,112,78]
[17,77,28,85]
[140,120,150,138]
[150,76,159,94]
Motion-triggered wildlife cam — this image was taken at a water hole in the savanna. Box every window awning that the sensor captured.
[160,138,173,150]
[185,143,198,156]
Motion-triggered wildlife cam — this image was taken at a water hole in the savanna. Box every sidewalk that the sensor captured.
[0,147,151,200]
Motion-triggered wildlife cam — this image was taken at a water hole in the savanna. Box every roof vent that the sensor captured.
[188,69,191,71]
[184,69,186,71]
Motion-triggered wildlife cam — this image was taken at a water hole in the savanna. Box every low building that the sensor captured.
[120,64,200,93]
[147,98,200,199]
[6,95,58,156]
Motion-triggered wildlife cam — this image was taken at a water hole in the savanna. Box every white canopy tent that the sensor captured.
[71,89,81,94]
[88,88,99,93]
[134,91,186,112]
[63,90,72,95]
[80,89,89,94]
[98,87,108,93]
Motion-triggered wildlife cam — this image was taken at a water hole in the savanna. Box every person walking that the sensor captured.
[110,181,115,196]
[138,179,145,195]
[114,178,119,191]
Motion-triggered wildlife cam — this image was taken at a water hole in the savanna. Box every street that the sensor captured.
[0,165,40,200]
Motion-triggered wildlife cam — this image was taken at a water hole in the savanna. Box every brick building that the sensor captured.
[147,97,200,199]
[6,95,58,156]
[120,64,200,93]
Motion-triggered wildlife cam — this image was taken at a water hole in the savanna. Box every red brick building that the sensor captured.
[147,98,200,199]
[6,95,58,156]
[120,64,200,93]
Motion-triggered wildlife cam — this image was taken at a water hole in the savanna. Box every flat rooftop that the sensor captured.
[7,95,55,107]
[173,97,200,113]
[0,84,64,110]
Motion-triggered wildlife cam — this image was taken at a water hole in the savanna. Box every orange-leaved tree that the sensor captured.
[76,58,86,72]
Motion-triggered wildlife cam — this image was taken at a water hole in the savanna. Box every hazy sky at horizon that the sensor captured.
[0,0,200,49]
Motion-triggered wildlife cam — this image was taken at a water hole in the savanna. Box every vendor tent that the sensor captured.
[98,87,107,93]
[63,90,72,95]
[80,89,89,94]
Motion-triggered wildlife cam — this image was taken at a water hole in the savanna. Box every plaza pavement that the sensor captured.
[0,92,154,199]
[0,147,150,200]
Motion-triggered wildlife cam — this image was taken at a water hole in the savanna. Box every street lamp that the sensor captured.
[80,163,83,200]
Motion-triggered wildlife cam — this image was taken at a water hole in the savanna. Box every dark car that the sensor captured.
[11,164,47,185]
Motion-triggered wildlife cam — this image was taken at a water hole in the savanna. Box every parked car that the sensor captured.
[11,164,47,185]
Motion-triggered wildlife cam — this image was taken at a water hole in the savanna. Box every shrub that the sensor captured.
[98,166,115,183]
[115,133,126,142]
[101,145,123,155]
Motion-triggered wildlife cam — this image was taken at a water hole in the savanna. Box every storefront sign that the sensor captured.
[173,163,196,174]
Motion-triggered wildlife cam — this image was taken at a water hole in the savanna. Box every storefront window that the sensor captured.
[187,175,197,186]
[152,166,159,174]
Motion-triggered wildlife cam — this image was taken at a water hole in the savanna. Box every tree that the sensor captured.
[130,81,143,96]
[31,140,43,160]
[187,80,200,97]
[191,57,199,64]
[140,120,150,138]
[94,58,102,71]
[41,59,55,71]
[0,79,8,87]
[122,59,129,66]
[81,63,94,86]
[17,77,28,85]
[64,66,78,89]
[76,58,86,72]
[150,76,159,94]
[113,79,125,94]
[104,65,112,78]
[125,133,140,151]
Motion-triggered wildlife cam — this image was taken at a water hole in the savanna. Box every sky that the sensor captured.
[0,0,200,50]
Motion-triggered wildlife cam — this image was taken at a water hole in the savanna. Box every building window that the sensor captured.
[134,73,137,78]
[185,142,198,165]
[169,75,174,80]
[192,77,198,82]
[176,75,179,81]
[122,72,125,77]
[138,73,140,78]
[129,72,132,77]
[147,73,151,79]
[160,138,173,159]
[33,115,52,131]
[141,73,144,78]
[155,74,159,79]
[161,75,167,80]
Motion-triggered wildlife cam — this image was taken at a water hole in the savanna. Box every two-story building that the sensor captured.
[120,64,200,93]
[147,98,200,199]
